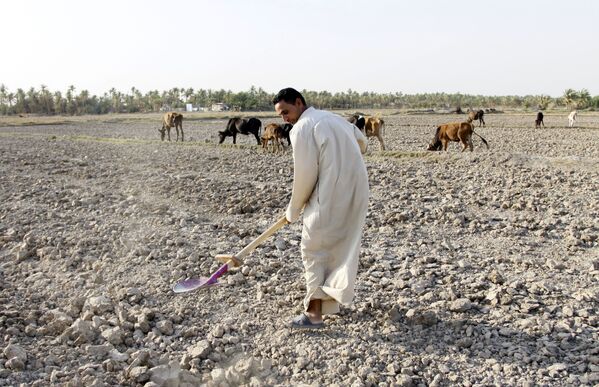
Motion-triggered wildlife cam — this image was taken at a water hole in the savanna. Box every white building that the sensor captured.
[211,103,230,112]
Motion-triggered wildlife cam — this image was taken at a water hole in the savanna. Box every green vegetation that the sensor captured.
[0,84,597,116]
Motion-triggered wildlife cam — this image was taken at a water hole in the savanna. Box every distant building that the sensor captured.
[211,103,230,112]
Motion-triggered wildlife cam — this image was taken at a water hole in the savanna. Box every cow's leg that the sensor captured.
[377,135,386,151]
[481,118,485,127]
[233,134,237,144]
[442,140,448,151]
[254,132,261,145]
[460,138,472,152]
[179,125,184,142]
[167,128,171,141]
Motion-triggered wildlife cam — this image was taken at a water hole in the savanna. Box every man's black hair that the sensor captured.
[272,87,306,106]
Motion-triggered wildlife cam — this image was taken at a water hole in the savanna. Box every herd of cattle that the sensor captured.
[158,109,580,152]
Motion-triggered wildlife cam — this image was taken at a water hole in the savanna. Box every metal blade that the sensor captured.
[172,262,230,293]
[172,277,218,293]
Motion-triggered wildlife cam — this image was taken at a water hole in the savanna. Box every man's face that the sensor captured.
[275,98,304,124]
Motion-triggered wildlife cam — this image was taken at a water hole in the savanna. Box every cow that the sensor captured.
[568,110,577,128]
[364,116,386,151]
[281,123,293,146]
[159,112,184,141]
[467,109,486,127]
[427,122,489,152]
[349,115,385,150]
[535,112,545,128]
[219,117,262,145]
[348,114,366,131]
[261,123,286,153]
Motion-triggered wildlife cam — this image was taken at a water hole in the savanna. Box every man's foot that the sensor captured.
[290,313,324,329]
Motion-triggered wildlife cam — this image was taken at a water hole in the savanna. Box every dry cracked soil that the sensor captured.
[0,111,598,386]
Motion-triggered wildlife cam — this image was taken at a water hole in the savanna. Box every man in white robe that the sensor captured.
[273,88,369,329]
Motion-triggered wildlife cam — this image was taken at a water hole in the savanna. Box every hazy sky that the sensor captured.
[3,0,598,97]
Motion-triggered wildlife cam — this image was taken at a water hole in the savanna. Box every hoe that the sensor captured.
[172,216,288,293]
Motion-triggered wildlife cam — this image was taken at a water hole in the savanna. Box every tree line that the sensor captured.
[0,84,597,116]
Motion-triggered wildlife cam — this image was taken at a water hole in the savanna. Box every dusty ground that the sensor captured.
[0,112,598,386]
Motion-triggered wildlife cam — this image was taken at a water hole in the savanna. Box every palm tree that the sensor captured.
[66,85,76,115]
[15,89,26,114]
[563,88,578,109]
[0,84,6,104]
[184,88,194,103]
[536,95,552,110]
[578,89,591,109]
[0,84,7,114]
[39,84,54,115]
[76,89,90,115]
[7,92,15,109]
[109,88,122,113]
[54,91,65,115]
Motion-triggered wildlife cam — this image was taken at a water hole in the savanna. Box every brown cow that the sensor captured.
[467,109,485,127]
[427,122,489,152]
[363,116,386,150]
[159,112,184,141]
[261,123,286,153]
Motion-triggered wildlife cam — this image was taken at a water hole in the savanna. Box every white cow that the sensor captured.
[568,110,577,128]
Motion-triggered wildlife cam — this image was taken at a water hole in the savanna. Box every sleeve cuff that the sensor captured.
[286,205,301,223]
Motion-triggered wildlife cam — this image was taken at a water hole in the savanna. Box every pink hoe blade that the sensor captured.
[172,262,230,293]
[172,277,217,293]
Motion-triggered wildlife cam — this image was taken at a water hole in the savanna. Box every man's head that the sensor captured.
[273,88,307,124]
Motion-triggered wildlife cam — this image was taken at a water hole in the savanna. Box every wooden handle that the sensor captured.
[216,215,288,267]
[214,254,242,267]
[237,215,288,259]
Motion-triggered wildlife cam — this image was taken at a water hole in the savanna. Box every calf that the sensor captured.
[467,109,485,127]
[535,112,545,128]
[159,112,184,141]
[261,123,286,153]
[427,122,489,152]
[219,117,262,145]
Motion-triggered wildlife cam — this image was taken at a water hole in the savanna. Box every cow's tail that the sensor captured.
[473,131,489,149]
[433,126,441,143]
